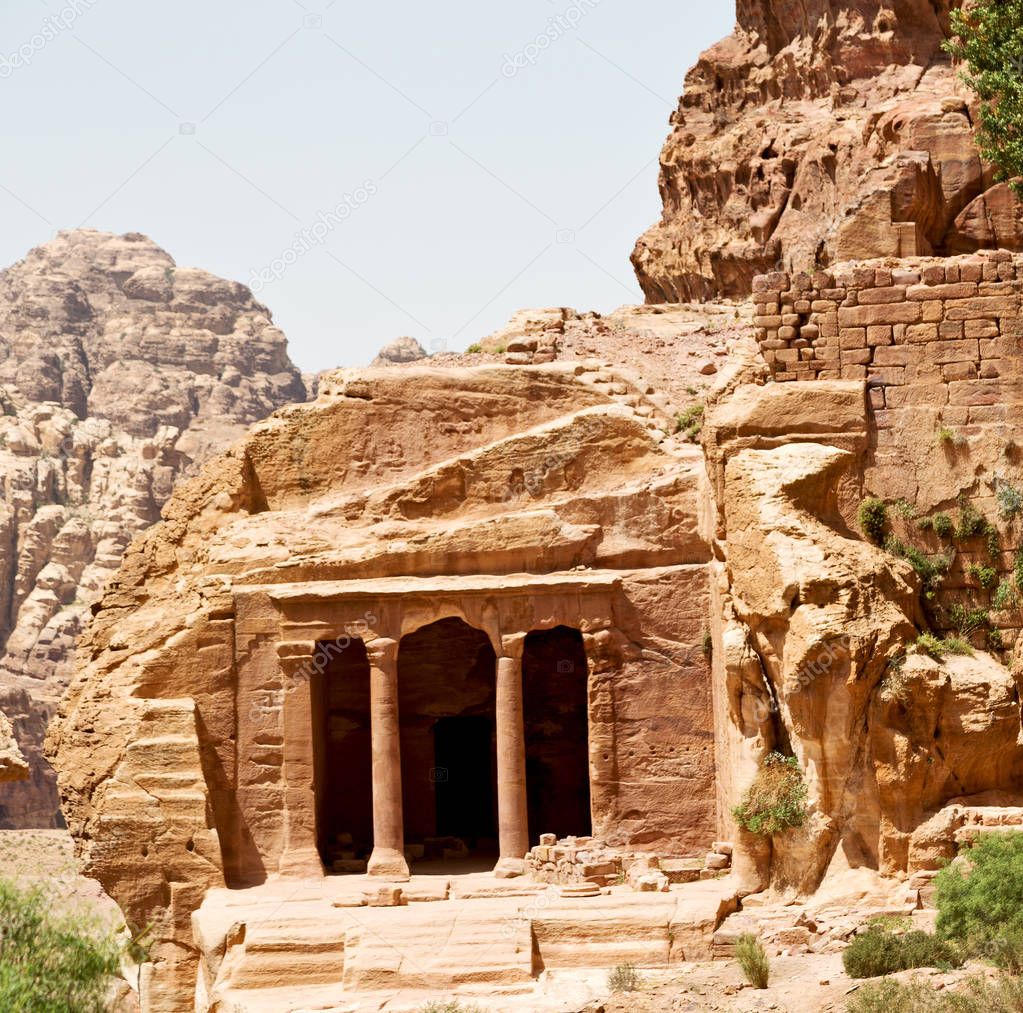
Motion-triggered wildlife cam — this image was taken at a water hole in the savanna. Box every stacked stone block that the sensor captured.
[754,251,1022,393]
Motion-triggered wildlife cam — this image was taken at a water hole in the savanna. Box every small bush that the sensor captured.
[859,497,888,544]
[937,425,959,446]
[732,752,808,836]
[989,628,1006,651]
[933,513,954,539]
[734,933,769,989]
[0,878,122,1013]
[935,831,1023,949]
[968,564,998,590]
[948,603,990,640]
[998,483,1023,520]
[957,501,988,539]
[915,632,974,660]
[993,578,1018,611]
[885,535,949,593]
[607,962,641,993]
[849,974,1023,1013]
[842,923,962,979]
[465,342,482,354]
[892,499,916,520]
[675,404,704,442]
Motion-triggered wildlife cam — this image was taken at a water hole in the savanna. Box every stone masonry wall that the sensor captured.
[752,251,1023,654]
[753,250,1022,387]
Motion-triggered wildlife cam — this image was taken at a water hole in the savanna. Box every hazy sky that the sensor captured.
[0,1,733,371]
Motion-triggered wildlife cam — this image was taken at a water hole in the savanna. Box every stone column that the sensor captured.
[366,637,410,880]
[494,634,529,877]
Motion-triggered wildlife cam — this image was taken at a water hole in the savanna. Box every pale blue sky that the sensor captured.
[0,1,733,370]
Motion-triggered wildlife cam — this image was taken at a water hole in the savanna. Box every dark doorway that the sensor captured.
[311,638,373,872]
[433,716,495,843]
[398,617,498,865]
[523,626,591,844]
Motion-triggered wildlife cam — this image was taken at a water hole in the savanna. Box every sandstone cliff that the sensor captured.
[632,0,1023,302]
[0,229,306,828]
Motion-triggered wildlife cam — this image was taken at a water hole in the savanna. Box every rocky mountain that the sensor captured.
[0,229,306,828]
[632,0,1023,302]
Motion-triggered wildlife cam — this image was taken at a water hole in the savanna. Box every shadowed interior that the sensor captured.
[523,625,591,845]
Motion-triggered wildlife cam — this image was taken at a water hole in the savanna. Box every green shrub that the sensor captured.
[998,483,1023,520]
[465,342,483,354]
[732,752,808,836]
[915,632,974,660]
[935,831,1023,949]
[933,513,954,539]
[968,564,998,590]
[957,501,988,539]
[842,923,962,979]
[607,962,641,993]
[993,578,1018,611]
[848,975,1023,1013]
[734,933,769,989]
[0,878,121,1013]
[675,404,704,442]
[859,497,888,544]
[937,425,960,446]
[884,535,950,593]
[948,603,990,640]
[945,0,1023,196]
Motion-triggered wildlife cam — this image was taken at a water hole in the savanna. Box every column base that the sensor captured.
[367,846,411,881]
[493,856,528,879]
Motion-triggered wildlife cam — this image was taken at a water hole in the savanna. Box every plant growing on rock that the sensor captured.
[732,752,808,836]
[915,632,974,660]
[607,962,641,993]
[858,497,888,544]
[993,578,1018,611]
[935,831,1023,954]
[998,482,1023,520]
[945,0,1023,195]
[675,403,704,442]
[884,535,951,597]
[734,933,770,988]
[848,975,1023,1013]
[0,878,122,1013]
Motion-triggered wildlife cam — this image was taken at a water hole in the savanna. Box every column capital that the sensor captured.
[499,632,526,661]
[365,637,398,667]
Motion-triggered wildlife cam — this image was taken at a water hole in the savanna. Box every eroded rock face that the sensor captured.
[0,709,28,783]
[48,360,726,1009]
[631,1,1023,302]
[0,229,306,828]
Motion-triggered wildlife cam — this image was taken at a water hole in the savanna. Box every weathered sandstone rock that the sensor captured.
[633,1,1022,302]
[0,229,305,827]
[48,359,722,1009]
[0,709,28,782]
[370,335,427,366]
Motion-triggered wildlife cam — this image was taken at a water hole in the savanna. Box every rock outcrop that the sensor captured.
[0,709,28,783]
[632,1,1023,303]
[0,229,306,827]
[370,335,427,367]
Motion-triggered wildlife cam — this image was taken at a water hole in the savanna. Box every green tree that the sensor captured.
[0,878,122,1012]
[945,2,1023,194]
